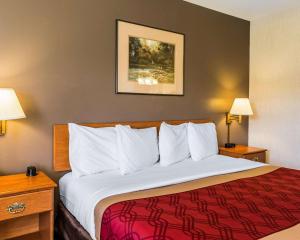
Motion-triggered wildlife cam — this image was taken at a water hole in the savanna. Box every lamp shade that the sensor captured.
[230,98,253,116]
[0,88,26,120]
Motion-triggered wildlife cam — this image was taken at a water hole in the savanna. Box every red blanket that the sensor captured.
[101,168,300,240]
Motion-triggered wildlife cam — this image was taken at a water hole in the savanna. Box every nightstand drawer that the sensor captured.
[244,152,266,163]
[0,190,52,221]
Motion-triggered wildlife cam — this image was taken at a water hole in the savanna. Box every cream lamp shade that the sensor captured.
[229,98,253,116]
[0,88,26,120]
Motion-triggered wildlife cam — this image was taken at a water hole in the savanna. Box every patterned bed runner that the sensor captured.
[101,168,300,240]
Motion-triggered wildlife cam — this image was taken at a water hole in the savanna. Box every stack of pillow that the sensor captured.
[68,122,218,178]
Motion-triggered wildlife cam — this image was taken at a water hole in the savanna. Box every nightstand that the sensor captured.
[0,171,57,240]
[219,145,267,163]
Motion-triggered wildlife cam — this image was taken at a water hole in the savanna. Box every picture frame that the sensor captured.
[116,20,185,96]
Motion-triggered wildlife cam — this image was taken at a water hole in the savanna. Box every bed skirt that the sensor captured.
[57,201,92,240]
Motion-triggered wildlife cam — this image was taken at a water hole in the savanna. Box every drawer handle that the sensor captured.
[253,157,259,162]
[7,202,26,214]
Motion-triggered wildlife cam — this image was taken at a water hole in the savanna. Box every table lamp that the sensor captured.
[0,88,26,135]
[225,98,253,148]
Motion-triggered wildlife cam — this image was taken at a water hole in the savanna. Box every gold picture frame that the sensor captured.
[116,20,185,96]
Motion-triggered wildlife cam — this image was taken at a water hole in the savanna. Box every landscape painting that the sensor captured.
[128,37,175,86]
[117,20,184,95]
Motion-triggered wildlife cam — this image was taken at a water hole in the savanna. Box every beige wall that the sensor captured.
[249,8,300,169]
[0,0,250,181]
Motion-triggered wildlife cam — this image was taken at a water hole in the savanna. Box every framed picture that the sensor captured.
[116,20,185,96]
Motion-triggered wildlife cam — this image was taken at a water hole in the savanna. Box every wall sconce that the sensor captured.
[0,88,26,135]
[225,98,253,148]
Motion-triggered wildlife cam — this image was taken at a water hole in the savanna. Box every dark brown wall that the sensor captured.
[0,0,249,180]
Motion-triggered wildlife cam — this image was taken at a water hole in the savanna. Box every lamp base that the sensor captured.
[225,143,236,148]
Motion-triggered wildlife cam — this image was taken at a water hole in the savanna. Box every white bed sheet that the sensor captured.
[59,155,266,239]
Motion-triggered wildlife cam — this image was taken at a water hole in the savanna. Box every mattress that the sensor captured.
[59,155,265,239]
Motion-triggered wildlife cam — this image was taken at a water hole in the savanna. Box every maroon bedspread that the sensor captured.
[100,168,300,240]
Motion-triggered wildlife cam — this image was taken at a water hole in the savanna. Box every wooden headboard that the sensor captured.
[53,119,211,172]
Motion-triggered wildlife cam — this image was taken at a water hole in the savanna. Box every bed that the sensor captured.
[54,120,300,240]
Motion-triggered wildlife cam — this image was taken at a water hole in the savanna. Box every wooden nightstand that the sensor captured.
[219,145,267,163]
[0,172,56,240]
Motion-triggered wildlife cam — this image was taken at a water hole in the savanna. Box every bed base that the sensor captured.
[56,201,92,240]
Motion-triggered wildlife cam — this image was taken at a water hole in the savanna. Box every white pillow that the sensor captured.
[159,122,190,166]
[116,125,159,175]
[187,122,218,161]
[68,123,119,178]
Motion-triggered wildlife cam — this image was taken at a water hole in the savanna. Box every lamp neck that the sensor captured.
[0,120,6,136]
[227,122,230,143]
[226,112,242,124]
